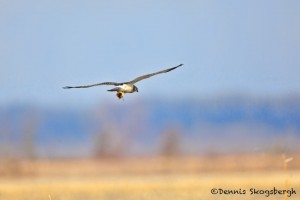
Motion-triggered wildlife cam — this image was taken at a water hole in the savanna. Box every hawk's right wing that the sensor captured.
[127,64,183,84]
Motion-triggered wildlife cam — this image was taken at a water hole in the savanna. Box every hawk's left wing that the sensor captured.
[63,81,122,89]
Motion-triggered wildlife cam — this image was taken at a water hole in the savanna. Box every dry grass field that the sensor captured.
[0,154,299,200]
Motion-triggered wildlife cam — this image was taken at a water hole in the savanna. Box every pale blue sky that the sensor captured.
[1,0,300,106]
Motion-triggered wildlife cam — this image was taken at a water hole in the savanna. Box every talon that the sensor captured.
[116,92,124,99]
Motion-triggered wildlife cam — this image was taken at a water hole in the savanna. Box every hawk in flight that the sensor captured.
[63,64,183,99]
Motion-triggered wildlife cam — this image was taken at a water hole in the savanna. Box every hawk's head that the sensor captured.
[133,85,139,93]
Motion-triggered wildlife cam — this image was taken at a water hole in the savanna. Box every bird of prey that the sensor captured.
[63,64,183,99]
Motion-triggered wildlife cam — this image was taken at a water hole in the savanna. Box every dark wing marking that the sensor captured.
[127,64,183,84]
[62,82,122,89]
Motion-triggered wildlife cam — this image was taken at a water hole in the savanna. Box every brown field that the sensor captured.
[0,154,299,200]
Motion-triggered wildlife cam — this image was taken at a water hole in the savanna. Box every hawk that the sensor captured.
[63,64,183,99]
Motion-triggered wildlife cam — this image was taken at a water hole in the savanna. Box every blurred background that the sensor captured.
[0,0,300,191]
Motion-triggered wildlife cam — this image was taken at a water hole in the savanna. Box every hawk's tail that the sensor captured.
[107,87,119,92]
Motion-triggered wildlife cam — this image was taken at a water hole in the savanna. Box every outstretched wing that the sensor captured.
[63,82,122,89]
[127,64,183,84]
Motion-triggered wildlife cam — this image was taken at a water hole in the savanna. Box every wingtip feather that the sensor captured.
[168,64,184,72]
